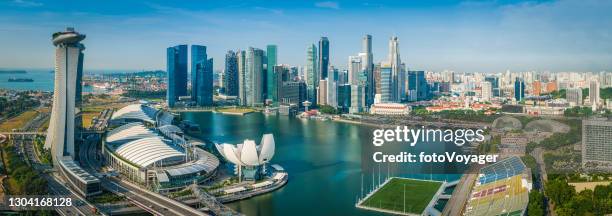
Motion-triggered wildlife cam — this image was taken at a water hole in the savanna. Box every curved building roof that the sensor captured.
[215,134,275,167]
[114,137,185,168]
[106,122,157,145]
[111,104,159,124]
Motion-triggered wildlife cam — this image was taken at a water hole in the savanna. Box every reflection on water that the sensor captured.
[182,112,460,216]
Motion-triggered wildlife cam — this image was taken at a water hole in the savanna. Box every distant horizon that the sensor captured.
[1,0,611,73]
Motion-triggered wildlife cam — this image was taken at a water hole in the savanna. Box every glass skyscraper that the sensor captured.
[380,63,392,103]
[266,45,278,102]
[514,77,525,101]
[167,45,188,107]
[306,44,318,104]
[318,37,329,81]
[224,50,239,96]
[191,45,207,103]
[246,47,264,106]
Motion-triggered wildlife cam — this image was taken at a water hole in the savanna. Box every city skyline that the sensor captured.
[1,0,612,73]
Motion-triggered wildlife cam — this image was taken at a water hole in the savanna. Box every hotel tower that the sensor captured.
[45,27,85,162]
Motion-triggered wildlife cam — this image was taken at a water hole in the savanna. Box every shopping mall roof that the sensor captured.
[114,137,185,168]
[111,104,159,124]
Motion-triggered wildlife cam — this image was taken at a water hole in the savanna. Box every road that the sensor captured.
[78,138,209,216]
[19,133,100,216]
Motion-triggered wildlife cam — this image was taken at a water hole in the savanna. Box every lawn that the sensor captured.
[0,110,38,132]
[361,178,442,215]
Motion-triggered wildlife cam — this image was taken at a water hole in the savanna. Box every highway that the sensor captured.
[18,133,101,216]
[78,137,209,216]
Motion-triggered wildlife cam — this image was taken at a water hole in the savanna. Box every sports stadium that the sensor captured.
[102,104,219,192]
[464,156,532,216]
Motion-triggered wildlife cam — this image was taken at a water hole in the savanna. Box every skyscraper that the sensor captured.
[246,47,264,106]
[362,35,374,106]
[46,27,85,161]
[567,88,583,107]
[582,119,612,167]
[306,44,318,104]
[388,36,401,102]
[513,77,525,101]
[407,71,428,101]
[318,79,328,106]
[348,55,362,85]
[194,57,213,106]
[191,45,207,102]
[237,50,247,105]
[167,45,188,107]
[266,45,278,102]
[482,81,492,102]
[224,50,239,96]
[379,63,393,103]
[590,80,600,107]
[318,37,329,81]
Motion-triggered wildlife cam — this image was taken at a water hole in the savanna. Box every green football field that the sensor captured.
[361,178,443,214]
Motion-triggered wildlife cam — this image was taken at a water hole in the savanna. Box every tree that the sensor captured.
[527,190,545,216]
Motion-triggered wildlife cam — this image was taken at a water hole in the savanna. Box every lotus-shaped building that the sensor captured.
[215,134,275,180]
[215,134,275,166]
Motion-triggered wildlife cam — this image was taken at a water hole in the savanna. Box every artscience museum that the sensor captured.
[215,134,275,181]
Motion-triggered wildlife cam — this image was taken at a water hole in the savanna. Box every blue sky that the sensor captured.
[0,0,610,73]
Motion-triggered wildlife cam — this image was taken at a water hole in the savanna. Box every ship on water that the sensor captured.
[8,77,34,82]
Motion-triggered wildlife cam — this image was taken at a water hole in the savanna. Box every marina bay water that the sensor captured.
[182,112,461,216]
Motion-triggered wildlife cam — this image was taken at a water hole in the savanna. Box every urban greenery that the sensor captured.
[0,92,40,119]
[1,142,47,195]
[121,90,165,99]
[361,178,442,214]
[527,190,546,216]
[318,105,339,114]
[564,106,593,117]
[545,177,612,216]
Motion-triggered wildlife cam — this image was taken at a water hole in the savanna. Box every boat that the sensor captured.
[8,77,34,82]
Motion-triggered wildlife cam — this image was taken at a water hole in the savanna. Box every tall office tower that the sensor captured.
[318,37,330,80]
[46,27,86,161]
[481,81,492,102]
[237,50,247,105]
[582,119,612,167]
[290,67,299,81]
[306,44,318,104]
[167,45,188,107]
[379,63,393,103]
[191,45,207,102]
[348,55,362,85]
[374,63,381,94]
[590,80,600,107]
[274,65,289,103]
[407,70,429,101]
[513,77,525,101]
[337,84,351,113]
[361,35,374,106]
[224,50,239,96]
[566,88,583,107]
[388,36,401,102]
[485,76,500,97]
[327,77,337,108]
[350,84,365,114]
[246,47,264,106]
[599,72,612,88]
[266,45,278,102]
[338,69,348,85]
[318,79,328,106]
[350,72,367,113]
[194,58,213,106]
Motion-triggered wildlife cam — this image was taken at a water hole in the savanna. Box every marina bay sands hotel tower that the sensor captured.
[45,27,85,163]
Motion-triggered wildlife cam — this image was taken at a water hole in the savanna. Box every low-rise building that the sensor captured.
[369,103,411,115]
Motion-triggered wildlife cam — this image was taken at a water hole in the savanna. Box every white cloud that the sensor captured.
[12,0,43,7]
[315,1,340,9]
